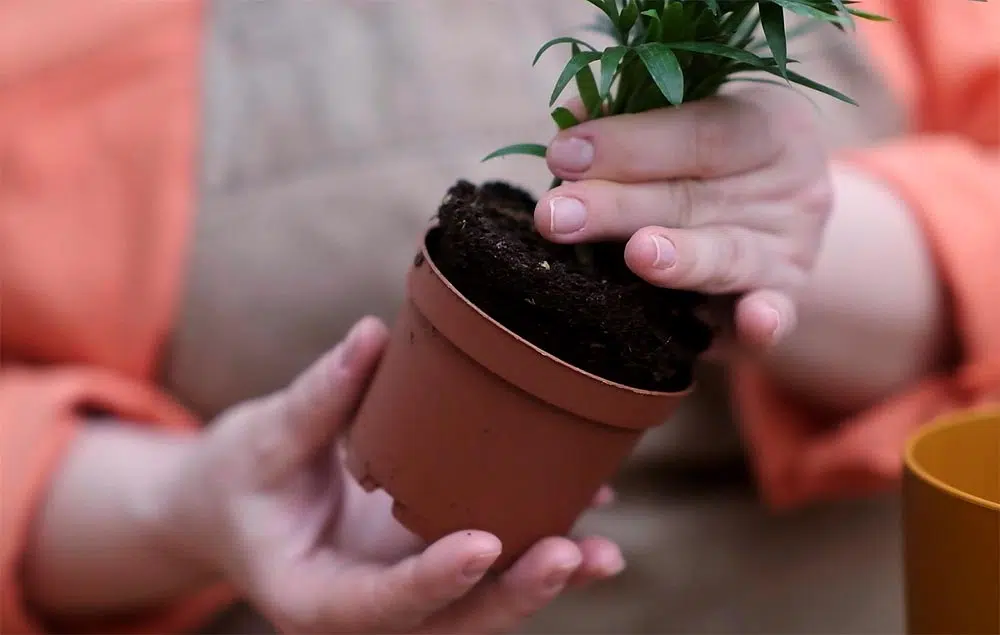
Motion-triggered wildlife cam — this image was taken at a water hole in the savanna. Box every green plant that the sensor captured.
[482,0,888,267]
[487,0,886,160]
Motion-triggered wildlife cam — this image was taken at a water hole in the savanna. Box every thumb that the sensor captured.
[306,531,502,633]
[242,316,390,480]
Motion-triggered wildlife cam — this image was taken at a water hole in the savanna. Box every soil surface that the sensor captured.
[429,180,713,392]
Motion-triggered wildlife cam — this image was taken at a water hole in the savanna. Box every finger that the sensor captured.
[590,485,615,508]
[423,537,583,634]
[558,96,593,122]
[567,536,625,587]
[624,225,804,295]
[734,289,797,351]
[315,530,502,633]
[534,178,726,244]
[546,95,780,183]
[244,316,390,480]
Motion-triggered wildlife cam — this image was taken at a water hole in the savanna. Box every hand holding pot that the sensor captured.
[157,317,625,634]
[536,85,832,351]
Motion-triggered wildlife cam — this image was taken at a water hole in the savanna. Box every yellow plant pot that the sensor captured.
[903,407,1000,634]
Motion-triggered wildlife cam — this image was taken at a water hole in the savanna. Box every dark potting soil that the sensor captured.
[428,180,713,392]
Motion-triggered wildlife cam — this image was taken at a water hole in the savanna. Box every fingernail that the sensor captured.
[764,307,783,343]
[603,553,626,576]
[548,137,594,172]
[549,197,587,234]
[648,235,677,269]
[462,552,499,582]
[544,560,579,591]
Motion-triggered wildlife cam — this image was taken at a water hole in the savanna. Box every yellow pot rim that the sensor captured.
[904,406,1000,512]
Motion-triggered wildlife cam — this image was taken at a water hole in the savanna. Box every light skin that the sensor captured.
[537,86,954,504]
[24,317,624,634]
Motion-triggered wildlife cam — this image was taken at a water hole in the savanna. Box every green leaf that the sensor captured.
[482,143,548,162]
[751,17,825,51]
[759,1,788,77]
[550,50,602,106]
[829,0,855,29]
[551,107,580,130]
[599,46,628,97]
[635,42,684,105]
[666,41,772,67]
[720,2,757,38]
[768,0,841,21]
[572,43,603,117]
[660,2,687,43]
[583,0,620,29]
[760,66,858,105]
[618,0,640,35]
[532,37,597,66]
[704,0,720,14]
[640,9,663,42]
[848,8,891,21]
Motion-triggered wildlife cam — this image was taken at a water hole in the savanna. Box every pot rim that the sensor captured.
[409,223,696,428]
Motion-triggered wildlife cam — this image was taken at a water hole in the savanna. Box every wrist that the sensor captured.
[130,428,222,588]
[23,424,220,618]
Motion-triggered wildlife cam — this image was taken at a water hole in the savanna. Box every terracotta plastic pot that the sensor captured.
[903,407,999,635]
[345,227,689,570]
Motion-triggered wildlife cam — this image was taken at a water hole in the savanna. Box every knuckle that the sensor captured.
[795,178,835,218]
[690,106,730,173]
[785,231,822,272]
[609,184,632,231]
[672,180,697,228]
[707,232,754,292]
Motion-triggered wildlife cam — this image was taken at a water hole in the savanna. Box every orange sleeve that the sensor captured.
[0,368,234,634]
[732,0,1000,508]
[0,1,235,632]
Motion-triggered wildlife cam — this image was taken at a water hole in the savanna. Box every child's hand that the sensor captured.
[535,86,832,351]
[157,317,624,634]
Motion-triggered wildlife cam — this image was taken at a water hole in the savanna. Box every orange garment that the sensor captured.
[1,1,998,633]
[1,1,230,632]
[733,0,1000,509]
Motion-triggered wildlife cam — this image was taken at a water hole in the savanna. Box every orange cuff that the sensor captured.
[0,366,234,634]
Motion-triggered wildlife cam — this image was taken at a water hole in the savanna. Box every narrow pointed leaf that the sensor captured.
[551,107,580,130]
[550,50,602,106]
[640,9,663,42]
[759,1,788,77]
[583,0,619,28]
[532,37,597,66]
[667,41,771,67]
[848,8,890,21]
[829,0,855,29]
[761,66,858,105]
[599,46,628,97]
[769,0,844,22]
[572,43,602,117]
[482,143,548,162]
[618,0,640,34]
[636,42,685,105]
